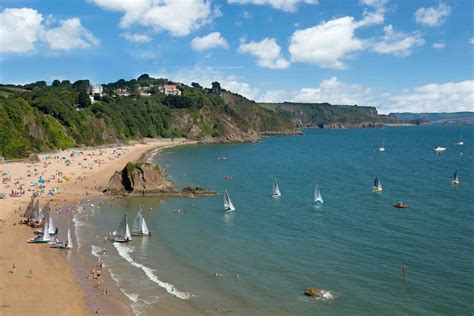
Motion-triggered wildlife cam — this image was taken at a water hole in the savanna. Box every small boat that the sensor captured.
[377,139,385,152]
[393,202,408,209]
[272,178,282,198]
[224,190,235,211]
[434,146,446,154]
[51,227,73,249]
[48,212,57,235]
[452,170,460,186]
[131,209,151,236]
[456,133,464,145]
[112,213,132,243]
[313,184,324,205]
[28,220,50,243]
[373,176,383,192]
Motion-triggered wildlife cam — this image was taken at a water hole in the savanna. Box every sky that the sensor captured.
[0,0,473,114]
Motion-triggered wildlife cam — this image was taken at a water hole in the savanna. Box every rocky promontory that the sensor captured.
[106,162,216,197]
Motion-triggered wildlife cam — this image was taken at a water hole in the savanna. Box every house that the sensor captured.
[159,84,181,96]
[115,88,130,97]
[89,84,103,96]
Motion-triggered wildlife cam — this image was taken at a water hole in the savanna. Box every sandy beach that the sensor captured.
[0,138,195,315]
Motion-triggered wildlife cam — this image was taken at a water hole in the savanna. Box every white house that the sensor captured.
[159,84,181,96]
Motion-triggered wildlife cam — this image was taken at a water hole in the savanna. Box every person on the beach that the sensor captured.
[12,263,15,274]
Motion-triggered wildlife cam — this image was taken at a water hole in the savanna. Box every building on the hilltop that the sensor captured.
[89,84,104,102]
[115,88,130,97]
[159,84,181,96]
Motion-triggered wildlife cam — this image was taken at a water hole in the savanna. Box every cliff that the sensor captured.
[106,162,216,197]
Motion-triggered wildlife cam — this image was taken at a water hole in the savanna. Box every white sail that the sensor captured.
[42,221,50,242]
[314,184,324,204]
[224,190,235,211]
[373,176,383,192]
[66,228,73,249]
[24,197,35,219]
[48,212,56,235]
[272,178,281,197]
[457,133,464,145]
[132,210,150,236]
[452,170,460,185]
[115,213,132,242]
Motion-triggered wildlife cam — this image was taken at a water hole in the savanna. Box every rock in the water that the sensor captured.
[304,288,324,297]
[107,162,176,196]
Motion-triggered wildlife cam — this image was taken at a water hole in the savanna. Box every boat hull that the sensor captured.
[131,232,151,236]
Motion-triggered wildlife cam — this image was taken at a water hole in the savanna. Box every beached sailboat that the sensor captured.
[27,220,50,243]
[131,209,151,236]
[23,197,35,219]
[313,184,324,204]
[373,176,383,192]
[51,227,73,249]
[456,133,464,145]
[224,190,235,211]
[113,213,132,243]
[48,212,57,235]
[272,178,282,198]
[377,139,385,152]
[452,170,460,186]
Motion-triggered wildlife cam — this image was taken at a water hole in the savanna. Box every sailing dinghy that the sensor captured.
[373,176,383,192]
[224,190,235,211]
[132,209,151,236]
[51,228,73,249]
[456,133,464,145]
[313,184,324,205]
[452,170,460,186]
[377,139,385,152]
[272,178,282,198]
[28,220,50,243]
[112,213,132,243]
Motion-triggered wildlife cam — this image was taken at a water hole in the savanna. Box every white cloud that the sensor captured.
[289,17,365,69]
[359,0,387,8]
[0,8,43,53]
[191,32,228,52]
[0,8,98,53]
[121,32,152,43]
[90,0,218,37]
[227,0,317,13]
[153,66,260,100]
[469,37,474,45]
[258,77,474,113]
[44,18,99,50]
[371,25,424,56]
[238,37,290,69]
[414,3,451,27]
[390,81,474,113]
[432,41,445,49]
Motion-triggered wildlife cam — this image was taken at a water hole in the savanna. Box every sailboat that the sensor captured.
[48,212,57,235]
[434,146,446,154]
[272,178,282,198]
[313,184,324,205]
[112,213,132,243]
[456,133,464,145]
[224,190,235,211]
[51,227,73,249]
[452,170,460,186]
[27,220,50,243]
[23,197,35,220]
[377,139,385,152]
[131,209,151,236]
[373,176,383,192]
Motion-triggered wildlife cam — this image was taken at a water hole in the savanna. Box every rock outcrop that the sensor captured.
[107,162,176,196]
[304,288,324,298]
[106,162,217,197]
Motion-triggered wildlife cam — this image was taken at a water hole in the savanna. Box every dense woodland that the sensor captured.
[1,75,398,159]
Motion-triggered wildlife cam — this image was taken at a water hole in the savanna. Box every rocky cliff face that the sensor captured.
[107,162,176,196]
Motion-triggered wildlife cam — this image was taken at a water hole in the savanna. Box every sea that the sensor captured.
[73,125,474,315]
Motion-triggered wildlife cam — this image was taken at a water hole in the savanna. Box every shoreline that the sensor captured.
[0,138,196,315]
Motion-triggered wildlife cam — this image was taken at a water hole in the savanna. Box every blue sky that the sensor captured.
[0,0,473,113]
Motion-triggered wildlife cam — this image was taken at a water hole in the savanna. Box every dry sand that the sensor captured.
[0,138,195,315]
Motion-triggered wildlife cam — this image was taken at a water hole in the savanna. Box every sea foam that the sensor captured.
[113,243,193,300]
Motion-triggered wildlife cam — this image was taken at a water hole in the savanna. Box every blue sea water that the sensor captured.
[74,126,474,315]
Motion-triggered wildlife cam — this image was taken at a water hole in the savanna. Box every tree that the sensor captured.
[78,90,91,108]
[52,80,61,87]
[137,74,150,82]
[211,81,221,94]
[191,82,203,89]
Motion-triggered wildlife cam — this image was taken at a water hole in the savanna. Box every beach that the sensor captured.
[0,138,195,315]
